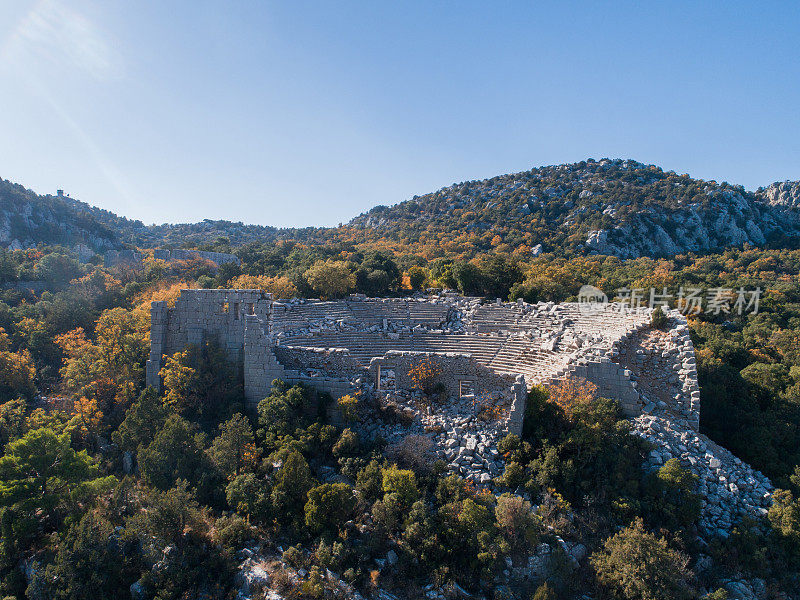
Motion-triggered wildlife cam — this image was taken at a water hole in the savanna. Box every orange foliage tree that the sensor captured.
[0,328,36,399]
[407,356,443,395]
[69,396,104,444]
[55,306,149,420]
[548,377,598,420]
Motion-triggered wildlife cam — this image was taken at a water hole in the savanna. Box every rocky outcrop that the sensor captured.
[757,180,800,209]
[584,188,778,258]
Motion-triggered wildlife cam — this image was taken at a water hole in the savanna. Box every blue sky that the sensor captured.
[0,1,798,227]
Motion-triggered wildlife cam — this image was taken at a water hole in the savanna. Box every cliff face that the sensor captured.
[758,180,800,209]
[580,187,780,258]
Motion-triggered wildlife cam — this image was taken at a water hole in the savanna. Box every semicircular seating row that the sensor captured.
[272,300,649,386]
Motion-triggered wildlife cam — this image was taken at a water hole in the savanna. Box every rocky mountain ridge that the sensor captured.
[3,159,800,258]
[350,159,800,258]
[0,178,122,254]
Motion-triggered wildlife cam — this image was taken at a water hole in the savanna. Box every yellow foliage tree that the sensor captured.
[306,260,354,299]
[160,350,198,414]
[407,357,442,395]
[227,274,299,299]
[0,328,36,399]
[55,306,149,415]
[337,394,359,422]
[68,396,104,444]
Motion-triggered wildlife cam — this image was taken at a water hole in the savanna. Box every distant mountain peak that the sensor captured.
[348,159,800,258]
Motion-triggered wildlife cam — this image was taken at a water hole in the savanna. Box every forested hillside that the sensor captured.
[2,238,800,598]
[348,159,800,258]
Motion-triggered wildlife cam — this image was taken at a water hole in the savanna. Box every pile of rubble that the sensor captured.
[357,389,510,485]
[632,413,773,536]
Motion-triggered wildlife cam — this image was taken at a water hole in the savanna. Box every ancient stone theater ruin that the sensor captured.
[146,289,773,535]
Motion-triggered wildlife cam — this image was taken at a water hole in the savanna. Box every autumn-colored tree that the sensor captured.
[133,281,187,309]
[68,397,104,446]
[0,328,36,400]
[337,394,359,422]
[407,356,443,395]
[55,306,148,418]
[532,583,557,600]
[159,342,242,422]
[306,260,354,299]
[494,494,539,551]
[160,349,199,414]
[227,274,298,299]
[548,377,597,420]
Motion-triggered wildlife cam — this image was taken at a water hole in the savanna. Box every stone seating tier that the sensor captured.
[270,298,451,333]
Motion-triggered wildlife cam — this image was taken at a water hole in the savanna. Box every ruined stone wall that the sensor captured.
[366,351,527,436]
[242,316,356,409]
[146,292,696,432]
[367,351,513,398]
[153,248,240,267]
[145,290,773,532]
[145,289,270,391]
[104,249,142,268]
[609,311,700,430]
[273,346,361,377]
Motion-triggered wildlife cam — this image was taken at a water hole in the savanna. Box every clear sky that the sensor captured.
[0,1,798,228]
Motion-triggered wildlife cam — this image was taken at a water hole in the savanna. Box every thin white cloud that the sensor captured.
[0,1,134,206]
[2,0,121,80]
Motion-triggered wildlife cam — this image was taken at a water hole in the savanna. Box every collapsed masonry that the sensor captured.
[146,289,773,534]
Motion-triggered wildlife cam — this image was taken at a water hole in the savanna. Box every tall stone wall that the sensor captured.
[543,356,642,415]
[273,346,362,377]
[145,289,270,391]
[242,316,357,409]
[145,291,698,431]
[146,301,169,388]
